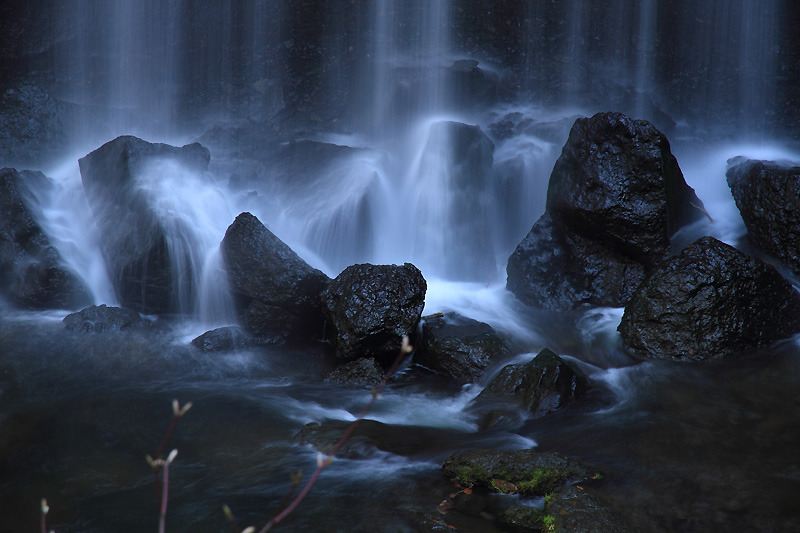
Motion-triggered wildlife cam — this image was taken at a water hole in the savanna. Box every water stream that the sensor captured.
[2,2,798,531]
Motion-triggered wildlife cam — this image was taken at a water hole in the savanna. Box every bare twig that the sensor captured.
[151,400,192,510]
[158,449,179,533]
[40,498,49,533]
[253,336,414,532]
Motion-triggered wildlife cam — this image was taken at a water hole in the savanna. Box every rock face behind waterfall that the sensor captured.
[321,263,426,365]
[221,212,330,344]
[78,135,211,314]
[418,121,495,280]
[726,157,800,275]
[0,168,91,309]
[619,237,800,360]
[507,112,704,311]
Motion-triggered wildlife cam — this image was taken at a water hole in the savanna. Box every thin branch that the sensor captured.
[256,336,413,532]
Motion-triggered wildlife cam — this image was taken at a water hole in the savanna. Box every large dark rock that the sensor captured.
[63,304,147,333]
[321,263,425,364]
[78,135,211,314]
[474,348,588,420]
[544,485,635,533]
[619,236,800,360]
[726,157,800,275]
[414,312,511,384]
[507,112,705,311]
[220,212,330,344]
[0,167,91,309]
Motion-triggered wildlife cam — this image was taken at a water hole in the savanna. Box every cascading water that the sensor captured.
[2,2,799,531]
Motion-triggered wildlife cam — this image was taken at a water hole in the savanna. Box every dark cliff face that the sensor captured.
[1,1,798,147]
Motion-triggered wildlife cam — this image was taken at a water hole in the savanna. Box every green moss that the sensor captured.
[517,468,563,495]
[542,513,557,532]
[502,506,544,529]
[454,464,490,485]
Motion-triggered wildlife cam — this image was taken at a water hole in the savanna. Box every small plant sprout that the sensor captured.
[172,399,192,418]
[40,498,49,533]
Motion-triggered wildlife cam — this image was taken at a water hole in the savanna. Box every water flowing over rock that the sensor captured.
[220,212,330,344]
[726,157,800,275]
[63,304,148,333]
[321,263,426,364]
[78,135,211,314]
[507,111,705,311]
[191,326,249,352]
[414,312,512,384]
[412,121,496,281]
[0,167,91,309]
[618,236,800,360]
[473,348,588,423]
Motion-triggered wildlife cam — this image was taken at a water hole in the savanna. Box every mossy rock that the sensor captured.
[442,449,588,496]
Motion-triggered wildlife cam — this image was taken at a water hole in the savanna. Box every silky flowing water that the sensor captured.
[2,1,799,531]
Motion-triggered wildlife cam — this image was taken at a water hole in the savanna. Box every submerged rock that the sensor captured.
[220,212,330,344]
[414,312,512,384]
[191,326,249,352]
[321,263,426,365]
[619,236,800,360]
[63,304,147,333]
[473,348,588,425]
[507,111,705,311]
[78,135,211,314]
[0,168,91,309]
[726,157,800,275]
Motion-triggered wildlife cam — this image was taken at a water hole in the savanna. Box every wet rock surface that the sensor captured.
[473,348,589,425]
[190,326,249,352]
[0,167,91,309]
[321,262,425,364]
[726,157,800,275]
[507,111,705,311]
[78,135,211,314]
[414,312,512,384]
[442,448,589,496]
[323,357,385,386]
[63,304,148,333]
[220,212,330,344]
[619,236,800,360]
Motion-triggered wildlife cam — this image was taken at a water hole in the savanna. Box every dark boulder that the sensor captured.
[321,263,425,364]
[442,448,589,496]
[323,358,385,386]
[63,304,147,333]
[726,157,800,275]
[220,212,330,344]
[473,348,588,424]
[78,135,211,314]
[0,167,91,309]
[619,236,800,360]
[191,326,249,352]
[507,111,705,311]
[414,312,511,384]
